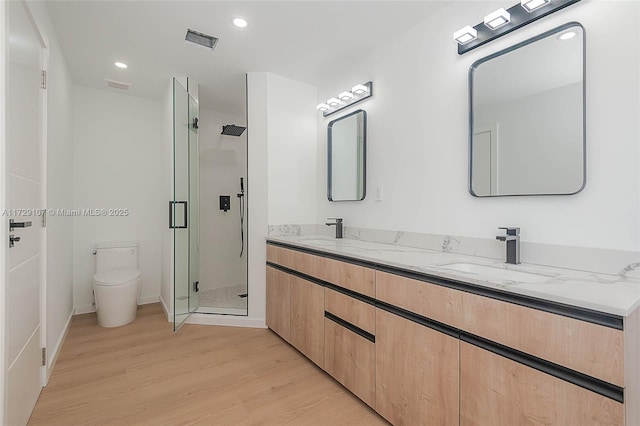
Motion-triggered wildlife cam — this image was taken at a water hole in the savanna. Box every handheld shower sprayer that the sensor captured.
[237,177,245,257]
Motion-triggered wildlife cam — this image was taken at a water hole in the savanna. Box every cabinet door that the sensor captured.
[290,276,325,368]
[460,342,624,426]
[375,309,459,426]
[266,266,291,341]
[324,317,376,407]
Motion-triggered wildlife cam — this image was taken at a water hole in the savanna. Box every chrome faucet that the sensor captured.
[496,227,520,264]
[326,218,343,239]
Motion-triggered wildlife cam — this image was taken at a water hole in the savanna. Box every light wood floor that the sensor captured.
[29,304,387,426]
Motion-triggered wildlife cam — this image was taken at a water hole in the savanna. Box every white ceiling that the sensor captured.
[46,1,449,117]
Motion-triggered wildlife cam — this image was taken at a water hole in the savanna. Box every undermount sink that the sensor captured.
[440,262,551,283]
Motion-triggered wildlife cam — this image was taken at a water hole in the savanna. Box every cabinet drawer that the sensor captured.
[325,288,375,335]
[267,244,375,297]
[460,342,624,426]
[460,292,624,386]
[324,317,376,408]
[376,270,463,328]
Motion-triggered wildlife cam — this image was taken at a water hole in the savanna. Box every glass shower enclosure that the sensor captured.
[172,77,200,330]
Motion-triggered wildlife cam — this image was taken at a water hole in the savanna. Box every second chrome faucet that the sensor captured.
[496,227,520,264]
[326,218,343,239]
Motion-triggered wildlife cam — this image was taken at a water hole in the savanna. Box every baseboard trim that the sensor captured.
[46,310,73,384]
[74,305,95,315]
[139,296,160,305]
[186,313,266,329]
[159,296,171,322]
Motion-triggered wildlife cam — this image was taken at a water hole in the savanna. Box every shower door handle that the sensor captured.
[169,201,188,229]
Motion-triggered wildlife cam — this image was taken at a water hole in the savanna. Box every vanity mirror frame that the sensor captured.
[468,22,586,197]
[327,109,367,202]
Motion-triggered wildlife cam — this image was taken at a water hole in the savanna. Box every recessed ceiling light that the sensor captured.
[557,31,577,41]
[114,62,128,69]
[233,18,248,28]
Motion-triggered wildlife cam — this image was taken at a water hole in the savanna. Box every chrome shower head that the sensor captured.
[221,124,247,137]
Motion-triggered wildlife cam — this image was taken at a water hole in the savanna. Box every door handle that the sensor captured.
[169,201,188,229]
[9,219,32,231]
[9,235,21,248]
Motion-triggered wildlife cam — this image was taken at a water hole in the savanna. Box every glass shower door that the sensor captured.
[187,91,200,314]
[173,77,199,330]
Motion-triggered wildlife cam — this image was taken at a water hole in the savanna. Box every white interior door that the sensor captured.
[472,123,498,196]
[5,1,47,424]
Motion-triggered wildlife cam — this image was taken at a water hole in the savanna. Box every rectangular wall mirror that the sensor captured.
[328,109,366,201]
[469,22,585,197]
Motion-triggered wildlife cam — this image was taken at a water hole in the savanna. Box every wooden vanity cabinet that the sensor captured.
[266,266,291,341]
[375,308,459,426]
[324,288,376,407]
[266,242,634,426]
[289,274,325,368]
[266,264,324,368]
[324,316,376,407]
[459,342,624,426]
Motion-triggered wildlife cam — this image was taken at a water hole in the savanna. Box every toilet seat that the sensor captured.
[94,268,141,286]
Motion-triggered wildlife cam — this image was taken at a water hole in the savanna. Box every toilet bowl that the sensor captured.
[93,242,141,328]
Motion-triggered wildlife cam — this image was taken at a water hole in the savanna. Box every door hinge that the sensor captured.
[42,210,47,227]
[41,348,46,366]
[193,281,199,293]
[41,70,47,89]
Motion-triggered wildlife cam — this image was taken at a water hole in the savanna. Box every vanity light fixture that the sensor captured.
[484,8,510,30]
[114,62,128,69]
[521,0,550,12]
[351,84,369,95]
[453,25,478,45]
[338,91,354,101]
[454,0,582,55]
[318,81,374,117]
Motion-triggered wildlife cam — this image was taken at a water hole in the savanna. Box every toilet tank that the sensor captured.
[95,242,139,272]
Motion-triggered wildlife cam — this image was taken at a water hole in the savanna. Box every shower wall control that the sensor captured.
[220,195,231,212]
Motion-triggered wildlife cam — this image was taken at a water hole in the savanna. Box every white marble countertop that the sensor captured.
[267,235,640,317]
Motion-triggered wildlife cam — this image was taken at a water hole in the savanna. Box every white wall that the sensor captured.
[198,108,247,292]
[246,72,269,325]
[72,86,163,313]
[28,0,75,377]
[316,0,639,251]
[266,73,319,225]
[244,72,319,326]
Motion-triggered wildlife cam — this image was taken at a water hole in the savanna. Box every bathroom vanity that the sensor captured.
[265,236,640,426]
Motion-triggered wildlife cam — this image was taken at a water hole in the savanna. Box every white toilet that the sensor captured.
[93,242,141,328]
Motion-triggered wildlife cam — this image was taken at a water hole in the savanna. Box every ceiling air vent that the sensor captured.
[105,78,132,91]
[185,29,219,51]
